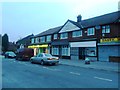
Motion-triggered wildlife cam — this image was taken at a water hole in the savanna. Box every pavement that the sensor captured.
[59,59,120,73]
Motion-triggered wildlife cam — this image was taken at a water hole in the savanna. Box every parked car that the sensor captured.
[30,53,59,65]
[16,48,34,61]
[4,51,16,58]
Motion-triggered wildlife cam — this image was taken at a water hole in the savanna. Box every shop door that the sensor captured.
[59,46,62,59]
[79,47,85,60]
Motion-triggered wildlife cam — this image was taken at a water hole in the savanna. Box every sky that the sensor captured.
[1,0,119,42]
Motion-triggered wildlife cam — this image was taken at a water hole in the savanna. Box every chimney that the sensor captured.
[77,15,82,22]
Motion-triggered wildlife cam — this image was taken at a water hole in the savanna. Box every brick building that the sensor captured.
[29,11,120,62]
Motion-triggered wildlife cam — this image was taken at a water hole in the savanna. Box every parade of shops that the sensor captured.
[28,11,120,62]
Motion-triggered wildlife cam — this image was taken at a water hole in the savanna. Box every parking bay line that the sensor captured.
[94,76,112,82]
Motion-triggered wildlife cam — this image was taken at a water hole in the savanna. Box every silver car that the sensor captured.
[30,53,59,65]
[4,51,16,58]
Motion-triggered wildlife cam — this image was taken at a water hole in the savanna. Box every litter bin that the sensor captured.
[85,58,90,64]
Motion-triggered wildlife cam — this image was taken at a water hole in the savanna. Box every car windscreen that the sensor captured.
[44,54,52,57]
[8,52,16,56]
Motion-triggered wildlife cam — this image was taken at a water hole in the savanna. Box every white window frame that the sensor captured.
[61,45,70,56]
[35,37,39,43]
[31,38,34,44]
[102,25,110,34]
[52,46,59,55]
[40,36,45,42]
[60,33,68,39]
[46,35,51,42]
[87,27,95,36]
[72,30,82,37]
[54,34,58,39]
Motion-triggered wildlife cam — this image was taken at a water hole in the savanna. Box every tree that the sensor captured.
[2,34,9,52]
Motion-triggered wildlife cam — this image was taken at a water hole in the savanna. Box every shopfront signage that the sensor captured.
[100,38,120,43]
[28,44,48,48]
[70,41,96,47]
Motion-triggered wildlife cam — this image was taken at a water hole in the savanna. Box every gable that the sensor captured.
[59,21,80,33]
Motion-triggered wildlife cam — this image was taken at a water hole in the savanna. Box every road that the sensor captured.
[2,58,118,88]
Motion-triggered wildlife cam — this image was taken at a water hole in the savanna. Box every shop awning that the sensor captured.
[51,40,69,45]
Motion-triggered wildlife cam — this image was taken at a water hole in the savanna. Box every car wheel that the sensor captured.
[41,60,44,65]
[30,59,34,63]
[16,57,18,60]
[52,63,56,65]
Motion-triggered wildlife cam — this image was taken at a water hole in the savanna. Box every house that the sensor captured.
[29,11,120,62]
[16,34,34,49]
[8,42,17,52]
[28,26,62,56]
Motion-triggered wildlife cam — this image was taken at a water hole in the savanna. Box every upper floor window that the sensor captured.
[102,25,110,33]
[31,38,34,44]
[60,33,68,39]
[46,35,51,42]
[87,27,95,36]
[40,36,45,42]
[35,37,39,43]
[72,30,82,37]
[54,34,58,39]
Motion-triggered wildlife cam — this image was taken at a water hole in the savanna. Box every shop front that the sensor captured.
[98,37,120,62]
[70,41,97,61]
[28,44,49,56]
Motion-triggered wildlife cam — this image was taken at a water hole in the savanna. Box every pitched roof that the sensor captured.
[16,34,34,44]
[79,11,120,28]
[69,20,83,28]
[34,26,62,37]
[33,11,120,38]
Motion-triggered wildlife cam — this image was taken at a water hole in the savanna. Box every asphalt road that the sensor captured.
[2,58,119,88]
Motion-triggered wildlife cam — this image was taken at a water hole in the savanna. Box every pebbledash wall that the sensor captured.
[29,11,120,62]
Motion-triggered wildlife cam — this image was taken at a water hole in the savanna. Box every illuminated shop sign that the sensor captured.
[28,44,48,48]
[100,38,120,43]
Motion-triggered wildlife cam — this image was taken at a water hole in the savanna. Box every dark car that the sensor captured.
[4,51,16,58]
[16,48,34,61]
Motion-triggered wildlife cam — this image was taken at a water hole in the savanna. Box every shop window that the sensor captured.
[85,47,96,56]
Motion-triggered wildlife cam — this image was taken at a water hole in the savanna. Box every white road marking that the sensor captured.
[69,72,80,76]
[42,67,61,71]
[43,66,48,69]
[94,76,112,82]
[53,69,62,71]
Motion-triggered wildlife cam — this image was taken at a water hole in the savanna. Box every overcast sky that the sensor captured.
[1,0,119,42]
